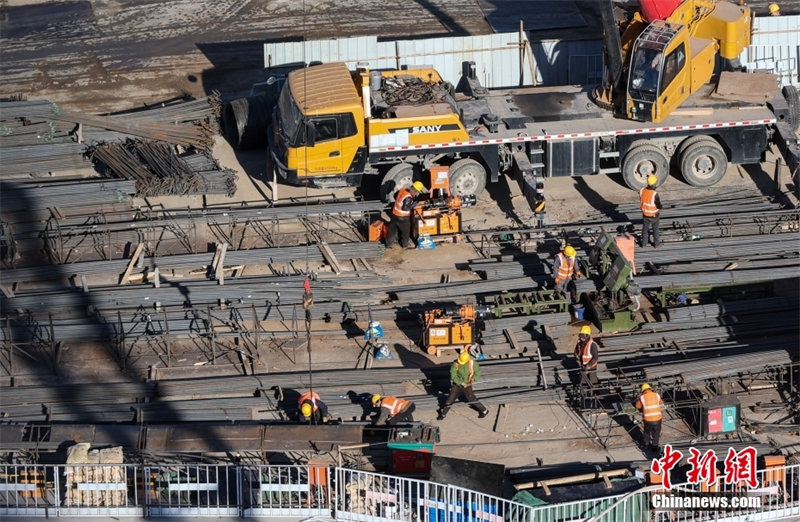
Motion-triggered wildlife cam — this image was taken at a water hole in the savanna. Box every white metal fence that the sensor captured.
[1,462,798,519]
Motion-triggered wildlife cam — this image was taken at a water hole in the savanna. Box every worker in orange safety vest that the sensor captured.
[574,325,599,387]
[553,245,582,302]
[386,181,426,249]
[297,390,329,424]
[635,383,664,453]
[639,175,663,248]
[371,394,415,425]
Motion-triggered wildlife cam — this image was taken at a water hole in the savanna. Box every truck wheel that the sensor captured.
[679,136,728,187]
[782,85,799,132]
[622,144,669,190]
[380,163,416,203]
[449,159,487,197]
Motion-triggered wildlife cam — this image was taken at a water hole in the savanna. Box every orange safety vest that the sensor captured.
[639,187,659,218]
[380,396,410,415]
[297,391,321,412]
[554,253,576,283]
[392,188,414,218]
[577,338,598,369]
[636,390,663,422]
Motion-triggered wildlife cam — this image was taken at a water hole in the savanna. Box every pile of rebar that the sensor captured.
[89,139,237,197]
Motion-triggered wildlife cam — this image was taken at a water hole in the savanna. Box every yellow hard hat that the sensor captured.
[564,245,576,257]
[300,402,313,417]
[457,351,471,364]
[769,3,780,13]
[412,181,426,193]
[647,175,658,186]
[371,394,382,406]
[579,325,591,336]
[641,383,651,391]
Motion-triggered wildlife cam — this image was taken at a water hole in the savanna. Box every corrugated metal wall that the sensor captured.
[263,33,605,88]
[263,14,798,89]
[740,15,800,86]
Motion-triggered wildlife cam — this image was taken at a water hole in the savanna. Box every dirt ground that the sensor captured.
[2,0,798,475]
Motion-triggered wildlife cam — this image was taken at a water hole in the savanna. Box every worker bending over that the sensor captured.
[574,325,599,387]
[635,383,664,453]
[553,245,582,302]
[437,351,490,420]
[298,390,330,424]
[371,394,416,425]
[386,181,426,249]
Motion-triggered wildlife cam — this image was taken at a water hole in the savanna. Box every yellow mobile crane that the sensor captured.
[266,0,798,210]
[597,0,752,123]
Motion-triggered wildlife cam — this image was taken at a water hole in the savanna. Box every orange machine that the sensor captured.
[421,304,489,356]
[412,166,475,240]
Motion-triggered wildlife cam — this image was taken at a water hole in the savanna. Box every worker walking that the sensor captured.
[574,325,599,388]
[386,181,426,249]
[371,394,416,425]
[635,383,664,453]
[437,351,490,420]
[553,245,582,301]
[297,390,330,424]
[639,174,663,248]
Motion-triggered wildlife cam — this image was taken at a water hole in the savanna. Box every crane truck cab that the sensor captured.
[269,62,470,199]
[624,0,751,123]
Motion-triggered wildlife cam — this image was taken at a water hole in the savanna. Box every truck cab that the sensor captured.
[269,63,366,187]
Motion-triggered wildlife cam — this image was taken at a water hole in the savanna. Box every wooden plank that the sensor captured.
[120,243,144,285]
[214,243,228,285]
[503,328,521,350]
[319,241,342,274]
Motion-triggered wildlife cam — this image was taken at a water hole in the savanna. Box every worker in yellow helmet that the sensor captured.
[639,174,663,248]
[386,180,427,249]
[553,244,582,302]
[437,351,489,420]
[297,390,330,424]
[769,3,781,16]
[370,394,416,425]
[574,325,599,388]
[635,383,664,454]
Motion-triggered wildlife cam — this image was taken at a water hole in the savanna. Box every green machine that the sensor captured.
[579,230,641,332]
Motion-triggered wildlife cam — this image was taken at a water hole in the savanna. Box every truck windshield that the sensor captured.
[276,85,304,147]
[629,45,663,100]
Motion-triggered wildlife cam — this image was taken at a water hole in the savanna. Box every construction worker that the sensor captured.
[297,390,329,424]
[639,174,662,248]
[386,181,426,249]
[553,245,582,301]
[371,394,416,425]
[437,351,490,420]
[769,3,781,15]
[574,325,599,387]
[635,383,664,453]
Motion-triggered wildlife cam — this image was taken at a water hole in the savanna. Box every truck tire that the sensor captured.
[678,136,728,187]
[380,163,417,203]
[622,144,669,190]
[224,95,272,150]
[449,158,487,197]
[782,85,799,132]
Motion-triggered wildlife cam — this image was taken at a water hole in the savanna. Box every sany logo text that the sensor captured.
[412,125,442,133]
